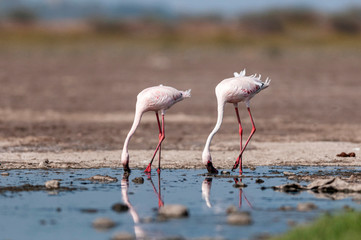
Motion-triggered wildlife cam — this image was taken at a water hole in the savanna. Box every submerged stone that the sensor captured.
[132,177,144,184]
[158,204,189,218]
[227,212,252,225]
[297,202,317,212]
[92,217,116,230]
[45,180,60,189]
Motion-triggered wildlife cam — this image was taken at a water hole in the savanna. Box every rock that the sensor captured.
[112,203,129,213]
[283,171,295,176]
[279,205,294,211]
[45,180,60,189]
[80,208,98,213]
[86,175,118,182]
[38,159,49,168]
[158,204,189,218]
[273,183,305,193]
[307,177,361,193]
[297,202,317,212]
[226,205,238,215]
[1,172,9,176]
[227,212,252,225]
[132,177,144,184]
[249,167,256,171]
[255,178,264,184]
[221,171,230,175]
[111,232,135,240]
[337,152,356,157]
[92,217,116,230]
[232,182,247,188]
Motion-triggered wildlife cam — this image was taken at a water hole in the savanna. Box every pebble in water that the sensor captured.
[45,180,60,189]
[158,204,189,218]
[297,202,318,212]
[112,203,129,213]
[92,217,116,231]
[1,172,9,176]
[227,212,252,225]
[111,232,135,240]
[132,177,144,184]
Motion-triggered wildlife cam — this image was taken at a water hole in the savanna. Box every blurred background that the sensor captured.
[0,0,360,152]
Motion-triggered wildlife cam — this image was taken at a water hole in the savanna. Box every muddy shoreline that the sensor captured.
[1,141,359,170]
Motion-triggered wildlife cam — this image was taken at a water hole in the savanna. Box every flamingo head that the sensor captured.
[121,152,130,172]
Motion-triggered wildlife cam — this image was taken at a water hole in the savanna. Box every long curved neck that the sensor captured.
[121,109,143,164]
[202,101,225,162]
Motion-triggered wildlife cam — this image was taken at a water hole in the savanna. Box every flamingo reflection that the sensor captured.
[201,177,252,209]
[121,173,164,239]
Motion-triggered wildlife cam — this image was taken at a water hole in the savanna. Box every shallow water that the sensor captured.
[0,166,360,240]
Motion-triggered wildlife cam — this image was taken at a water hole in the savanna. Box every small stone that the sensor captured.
[297,202,317,212]
[45,180,60,189]
[39,160,49,168]
[279,205,294,211]
[81,208,98,213]
[283,171,295,176]
[92,217,116,230]
[349,152,356,157]
[87,175,118,182]
[255,178,264,184]
[226,205,238,215]
[112,203,129,213]
[232,182,247,188]
[158,204,189,218]
[249,167,256,171]
[337,152,348,157]
[132,177,144,184]
[1,172,9,176]
[111,232,135,240]
[227,212,252,225]
[221,171,230,175]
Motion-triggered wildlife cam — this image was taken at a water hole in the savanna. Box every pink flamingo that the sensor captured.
[202,69,271,174]
[121,85,191,173]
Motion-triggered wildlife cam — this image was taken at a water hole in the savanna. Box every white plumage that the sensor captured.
[202,69,271,174]
[121,85,191,173]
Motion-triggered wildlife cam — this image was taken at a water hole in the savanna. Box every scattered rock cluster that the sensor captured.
[337,152,356,157]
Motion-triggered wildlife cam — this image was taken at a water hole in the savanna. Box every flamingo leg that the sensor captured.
[232,107,256,174]
[232,106,243,174]
[155,112,162,173]
[145,112,165,173]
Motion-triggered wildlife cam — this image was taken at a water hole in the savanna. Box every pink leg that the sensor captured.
[155,112,162,173]
[232,106,243,173]
[145,112,165,173]
[234,107,256,174]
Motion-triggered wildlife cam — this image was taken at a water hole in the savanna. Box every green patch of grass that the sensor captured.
[273,211,361,240]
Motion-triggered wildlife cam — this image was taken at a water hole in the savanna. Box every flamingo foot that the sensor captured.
[206,161,219,174]
[144,164,152,173]
[231,159,240,172]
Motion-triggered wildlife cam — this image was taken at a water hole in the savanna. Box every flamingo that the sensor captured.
[121,85,191,173]
[202,69,271,174]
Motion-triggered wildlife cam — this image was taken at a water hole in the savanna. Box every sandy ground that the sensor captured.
[0,141,360,170]
[0,44,360,170]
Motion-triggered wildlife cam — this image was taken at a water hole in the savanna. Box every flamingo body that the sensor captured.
[136,85,187,112]
[202,69,270,174]
[122,85,191,172]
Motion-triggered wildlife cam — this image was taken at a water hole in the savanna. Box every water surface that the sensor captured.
[0,166,360,240]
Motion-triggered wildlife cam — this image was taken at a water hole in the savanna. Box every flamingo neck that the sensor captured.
[202,101,225,164]
[121,109,143,164]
